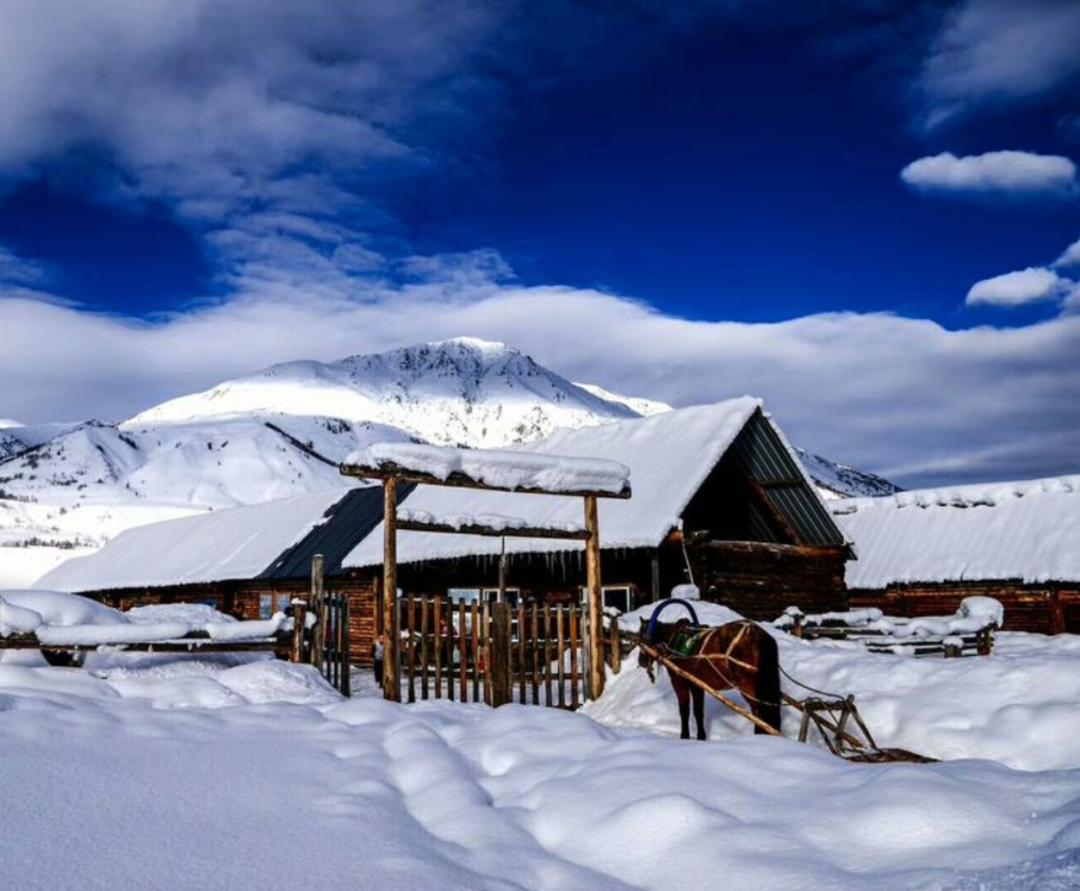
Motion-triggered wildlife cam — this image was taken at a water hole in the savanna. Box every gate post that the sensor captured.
[491,601,512,706]
[310,554,325,669]
[584,494,606,699]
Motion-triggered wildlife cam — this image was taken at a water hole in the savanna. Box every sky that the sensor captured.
[0,0,1079,487]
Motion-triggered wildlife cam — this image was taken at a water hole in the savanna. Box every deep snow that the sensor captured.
[3,607,1080,889]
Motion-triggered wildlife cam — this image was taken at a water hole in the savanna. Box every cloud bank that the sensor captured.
[900,151,1078,200]
[4,275,1080,489]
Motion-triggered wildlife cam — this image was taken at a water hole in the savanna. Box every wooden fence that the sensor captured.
[394,596,622,708]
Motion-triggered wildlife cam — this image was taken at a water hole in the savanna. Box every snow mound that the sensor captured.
[126,603,238,625]
[217,661,342,705]
[1,590,127,627]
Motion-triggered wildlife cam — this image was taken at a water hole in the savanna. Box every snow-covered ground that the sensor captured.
[2,650,1080,891]
[3,587,1080,890]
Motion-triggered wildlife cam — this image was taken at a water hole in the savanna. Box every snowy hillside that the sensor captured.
[0,416,412,509]
[131,337,641,448]
[573,382,673,417]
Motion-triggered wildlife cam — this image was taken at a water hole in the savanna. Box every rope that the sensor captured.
[777,663,845,701]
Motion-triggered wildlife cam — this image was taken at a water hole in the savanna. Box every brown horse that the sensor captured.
[638,601,781,740]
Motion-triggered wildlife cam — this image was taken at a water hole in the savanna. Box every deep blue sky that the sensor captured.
[1,2,1076,327]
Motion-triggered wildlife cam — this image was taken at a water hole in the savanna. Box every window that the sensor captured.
[580,585,634,614]
[448,588,481,604]
[259,592,292,619]
[482,587,521,606]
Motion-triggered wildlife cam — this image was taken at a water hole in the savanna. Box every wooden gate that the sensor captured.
[315,592,351,696]
[395,595,589,708]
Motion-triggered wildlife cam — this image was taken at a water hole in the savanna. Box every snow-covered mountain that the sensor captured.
[131,337,641,448]
[795,448,901,499]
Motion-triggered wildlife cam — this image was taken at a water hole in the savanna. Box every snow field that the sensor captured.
[1,664,1080,890]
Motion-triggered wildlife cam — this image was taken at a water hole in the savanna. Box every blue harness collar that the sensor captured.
[645,599,701,641]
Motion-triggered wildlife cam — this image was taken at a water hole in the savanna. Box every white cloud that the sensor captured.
[921,0,1080,125]
[1055,237,1080,270]
[966,267,1073,307]
[3,276,1080,489]
[900,151,1078,200]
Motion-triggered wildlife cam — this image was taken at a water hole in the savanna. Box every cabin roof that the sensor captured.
[833,475,1080,588]
[343,397,845,569]
[34,486,402,593]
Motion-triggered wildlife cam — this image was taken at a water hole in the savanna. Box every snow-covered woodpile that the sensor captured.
[833,476,1080,633]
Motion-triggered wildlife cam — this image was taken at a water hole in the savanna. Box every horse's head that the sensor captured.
[637,616,658,680]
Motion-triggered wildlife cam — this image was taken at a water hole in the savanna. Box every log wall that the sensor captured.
[848,583,1080,635]
[685,540,848,619]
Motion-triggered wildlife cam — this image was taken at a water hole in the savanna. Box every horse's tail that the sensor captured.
[755,630,782,735]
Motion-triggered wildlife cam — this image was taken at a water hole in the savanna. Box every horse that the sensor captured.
[637,599,782,740]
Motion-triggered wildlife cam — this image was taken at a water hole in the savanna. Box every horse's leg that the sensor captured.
[673,677,691,739]
[752,631,782,735]
[693,687,706,740]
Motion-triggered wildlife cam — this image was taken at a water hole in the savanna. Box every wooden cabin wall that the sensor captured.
[848,583,1080,635]
[684,540,848,619]
[88,573,379,665]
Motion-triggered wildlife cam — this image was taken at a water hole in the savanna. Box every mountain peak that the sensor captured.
[125,337,643,447]
[431,336,512,354]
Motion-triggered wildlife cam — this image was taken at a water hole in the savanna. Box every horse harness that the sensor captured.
[652,620,777,707]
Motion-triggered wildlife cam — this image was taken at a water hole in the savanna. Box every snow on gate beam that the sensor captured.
[340,442,632,500]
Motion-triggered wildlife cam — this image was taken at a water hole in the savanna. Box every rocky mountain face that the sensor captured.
[795,448,902,499]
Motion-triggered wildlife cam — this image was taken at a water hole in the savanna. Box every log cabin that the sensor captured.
[833,475,1080,633]
[35,485,410,664]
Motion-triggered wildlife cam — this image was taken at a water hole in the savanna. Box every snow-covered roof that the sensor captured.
[35,489,352,593]
[345,441,631,495]
[833,475,1080,588]
[343,397,767,567]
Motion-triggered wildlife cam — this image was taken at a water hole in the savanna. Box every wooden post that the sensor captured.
[1049,591,1066,636]
[340,595,352,697]
[609,617,621,674]
[290,600,308,664]
[310,554,325,669]
[491,601,512,707]
[459,600,468,702]
[569,607,580,710]
[382,479,400,702]
[498,536,508,604]
[584,494,605,699]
